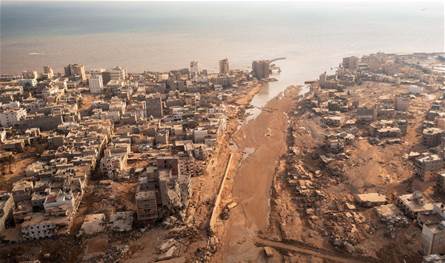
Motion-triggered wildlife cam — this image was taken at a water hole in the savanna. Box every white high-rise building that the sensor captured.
[89,73,104,94]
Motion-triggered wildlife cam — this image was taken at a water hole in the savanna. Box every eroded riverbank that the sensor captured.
[213,85,302,262]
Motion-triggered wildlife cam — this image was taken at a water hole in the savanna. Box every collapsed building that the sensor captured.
[369,120,403,138]
[323,132,355,154]
[397,192,437,218]
[100,143,130,179]
[135,156,191,222]
[0,192,14,235]
[415,153,444,176]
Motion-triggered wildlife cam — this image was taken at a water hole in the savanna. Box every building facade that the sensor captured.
[64,64,86,81]
[252,60,270,80]
[219,58,229,74]
[89,74,104,94]
[0,108,27,127]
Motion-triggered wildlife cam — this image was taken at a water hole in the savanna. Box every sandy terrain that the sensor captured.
[79,94,96,112]
[0,152,38,190]
[265,82,442,262]
[214,86,300,262]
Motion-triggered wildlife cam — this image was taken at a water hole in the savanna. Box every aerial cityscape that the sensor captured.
[0,1,444,263]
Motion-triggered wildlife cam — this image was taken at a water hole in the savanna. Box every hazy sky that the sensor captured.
[2,0,443,2]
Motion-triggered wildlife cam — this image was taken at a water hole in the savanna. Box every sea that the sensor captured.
[1,1,444,107]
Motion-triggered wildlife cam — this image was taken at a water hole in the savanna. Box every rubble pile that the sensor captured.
[280,53,445,259]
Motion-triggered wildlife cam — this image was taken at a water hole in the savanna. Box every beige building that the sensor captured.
[397,192,435,218]
[422,222,445,255]
[102,66,127,85]
[64,64,86,81]
[422,204,445,255]
[342,56,359,71]
[43,66,54,79]
[0,192,13,234]
[136,190,158,221]
[219,58,229,74]
[423,128,444,147]
[100,143,130,179]
[395,95,410,111]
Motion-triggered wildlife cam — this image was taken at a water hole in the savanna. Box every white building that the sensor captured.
[0,130,6,142]
[100,143,130,179]
[43,191,76,216]
[109,97,126,114]
[0,106,27,127]
[89,74,104,94]
[54,78,68,90]
[91,109,121,123]
[102,66,127,85]
[106,79,124,90]
[41,85,62,98]
[193,129,208,143]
